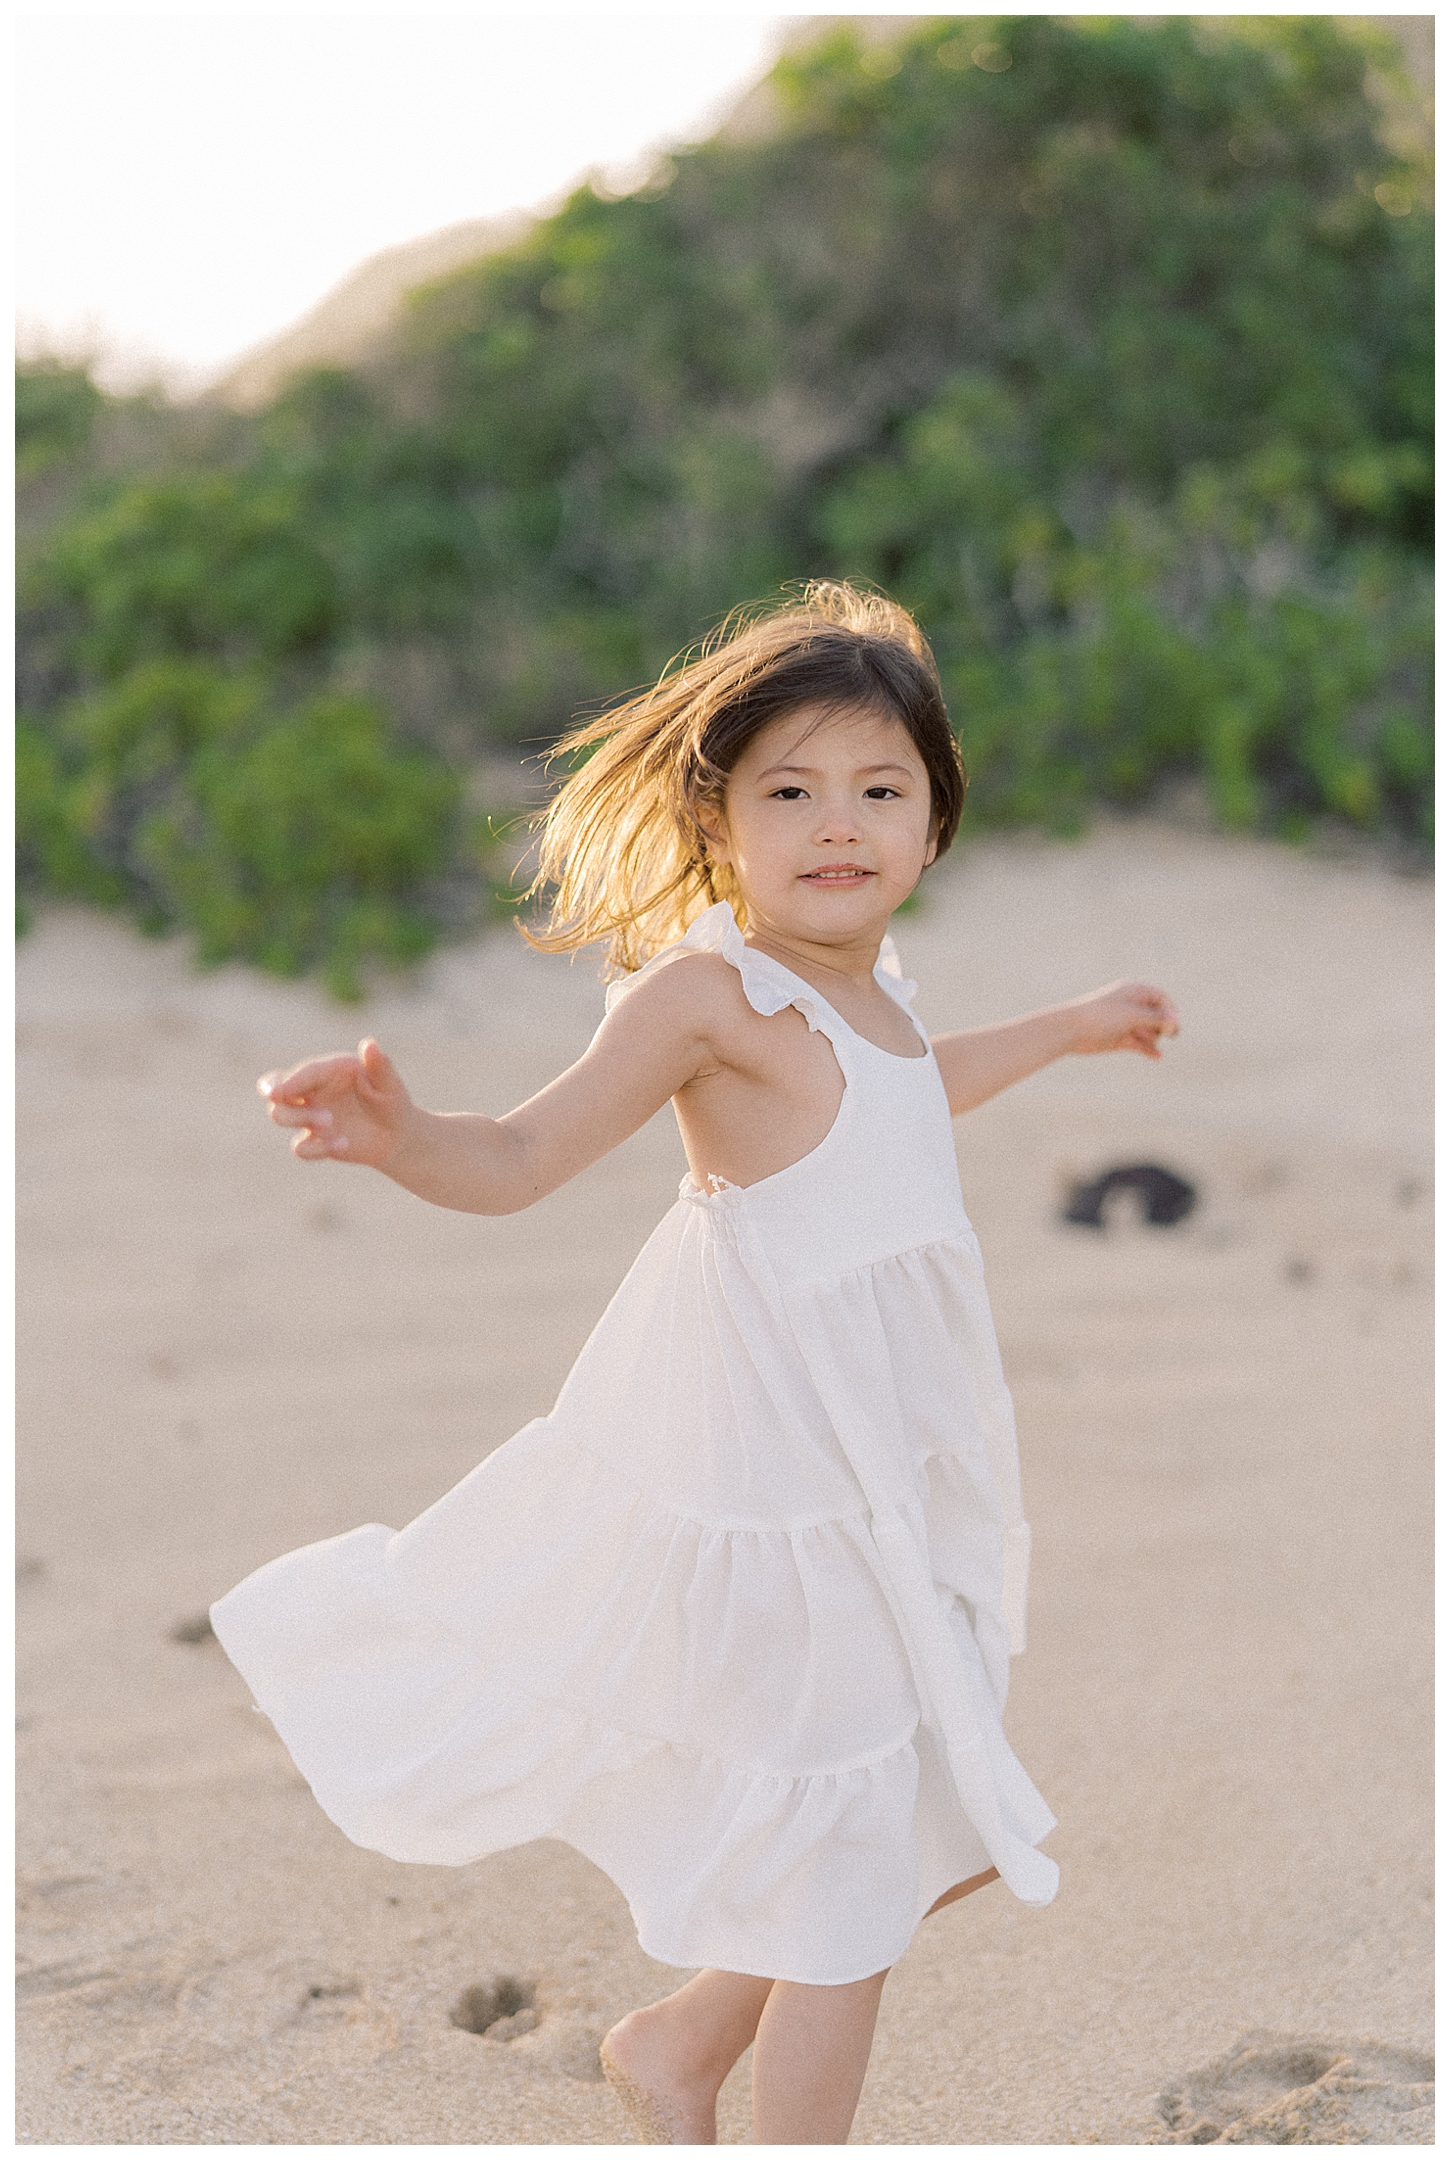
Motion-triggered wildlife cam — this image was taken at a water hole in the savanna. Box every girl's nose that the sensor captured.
[814,804,861,844]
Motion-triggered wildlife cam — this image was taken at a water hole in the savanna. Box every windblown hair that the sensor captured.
[523,582,966,975]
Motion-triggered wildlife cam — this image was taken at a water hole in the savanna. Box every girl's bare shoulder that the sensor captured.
[603,948,766,1052]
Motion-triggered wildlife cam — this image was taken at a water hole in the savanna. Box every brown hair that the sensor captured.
[523,581,965,974]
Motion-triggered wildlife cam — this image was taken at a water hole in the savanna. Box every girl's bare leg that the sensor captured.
[750,1968,891,2143]
[740,1869,998,2143]
[601,1968,774,2143]
[924,1864,998,1917]
[600,1871,1000,2142]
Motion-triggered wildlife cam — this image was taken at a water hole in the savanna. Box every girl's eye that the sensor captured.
[864,786,901,800]
[770,786,809,800]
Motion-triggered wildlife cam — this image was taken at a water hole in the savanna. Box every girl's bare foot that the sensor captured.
[599,1971,774,2146]
[599,2007,721,2145]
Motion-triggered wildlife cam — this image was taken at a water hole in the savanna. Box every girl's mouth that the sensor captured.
[801,865,873,884]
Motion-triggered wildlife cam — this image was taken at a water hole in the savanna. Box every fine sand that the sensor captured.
[16,821,1432,2144]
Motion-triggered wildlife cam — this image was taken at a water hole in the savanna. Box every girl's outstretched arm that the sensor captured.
[258,962,725,1215]
[931,980,1178,1117]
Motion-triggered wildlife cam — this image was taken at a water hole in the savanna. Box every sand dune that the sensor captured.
[16,821,1431,2143]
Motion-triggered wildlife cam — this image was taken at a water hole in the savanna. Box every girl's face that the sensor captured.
[700,702,938,945]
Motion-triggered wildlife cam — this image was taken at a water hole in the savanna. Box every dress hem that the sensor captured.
[620,1842,1047,1986]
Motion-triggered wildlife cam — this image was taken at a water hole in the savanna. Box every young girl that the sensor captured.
[212,584,1177,2145]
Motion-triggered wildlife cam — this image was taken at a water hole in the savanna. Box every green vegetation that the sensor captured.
[17,16,1432,991]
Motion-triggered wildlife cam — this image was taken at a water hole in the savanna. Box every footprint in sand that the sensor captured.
[290,1977,400,2059]
[450,1976,540,2042]
[1155,2031,1433,2144]
[449,1978,605,2080]
[299,1980,365,2023]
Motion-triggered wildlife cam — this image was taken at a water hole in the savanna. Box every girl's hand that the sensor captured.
[1064,981,1179,1060]
[258,1038,413,1166]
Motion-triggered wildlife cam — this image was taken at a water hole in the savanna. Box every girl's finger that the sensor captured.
[268,1103,332,1129]
[293,1133,352,1159]
[356,1039,402,1103]
[262,1076,326,1105]
[259,1055,360,1103]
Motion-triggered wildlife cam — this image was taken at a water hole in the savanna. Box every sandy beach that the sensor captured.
[16,820,1432,2144]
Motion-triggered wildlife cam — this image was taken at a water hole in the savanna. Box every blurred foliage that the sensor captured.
[16,15,1432,989]
[15,357,105,481]
[16,665,461,999]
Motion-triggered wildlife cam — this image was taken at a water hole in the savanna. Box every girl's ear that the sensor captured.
[923,825,939,869]
[692,799,732,866]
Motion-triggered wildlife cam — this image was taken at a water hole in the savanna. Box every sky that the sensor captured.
[17,6,1424,394]
[15,12,791,392]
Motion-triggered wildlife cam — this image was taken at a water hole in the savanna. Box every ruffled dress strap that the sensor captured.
[873,933,929,1045]
[606,900,925,1048]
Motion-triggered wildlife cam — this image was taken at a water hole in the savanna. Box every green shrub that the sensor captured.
[18,665,461,997]
[15,714,119,903]
[32,471,338,677]
[138,692,460,999]
[16,360,104,480]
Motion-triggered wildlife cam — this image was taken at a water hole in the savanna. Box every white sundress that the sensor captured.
[211,902,1058,1985]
